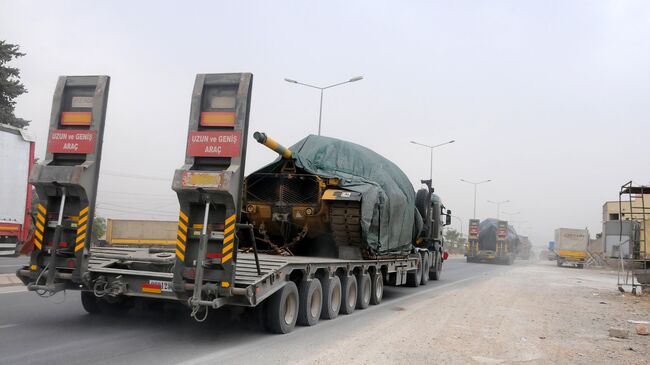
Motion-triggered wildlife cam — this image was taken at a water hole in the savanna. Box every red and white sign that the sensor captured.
[187,131,241,157]
[47,129,96,154]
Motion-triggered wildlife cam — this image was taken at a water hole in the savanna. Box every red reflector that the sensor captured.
[442,252,449,260]
[66,259,76,268]
[207,253,223,259]
[141,283,162,293]
[59,242,68,248]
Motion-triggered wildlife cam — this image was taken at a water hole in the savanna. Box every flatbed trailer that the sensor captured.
[18,73,447,334]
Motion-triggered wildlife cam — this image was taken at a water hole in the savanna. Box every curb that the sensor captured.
[0,273,24,288]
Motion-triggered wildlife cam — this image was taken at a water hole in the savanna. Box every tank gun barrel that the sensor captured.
[253,132,293,159]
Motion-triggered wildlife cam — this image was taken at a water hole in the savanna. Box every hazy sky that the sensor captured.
[2,1,649,246]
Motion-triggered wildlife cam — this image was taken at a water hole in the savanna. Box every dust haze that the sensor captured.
[2,1,649,246]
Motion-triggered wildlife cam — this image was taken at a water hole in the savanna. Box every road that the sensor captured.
[0,256,28,274]
[0,257,510,365]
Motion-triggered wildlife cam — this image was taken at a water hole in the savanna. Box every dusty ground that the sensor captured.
[296,260,650,365]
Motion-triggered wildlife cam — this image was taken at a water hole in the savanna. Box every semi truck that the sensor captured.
[0,124,35,256]
[17,73,451,334]
[555,228,589,268]
[466,218,519,265]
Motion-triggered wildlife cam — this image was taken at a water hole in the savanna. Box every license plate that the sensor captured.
[149,280,173,292]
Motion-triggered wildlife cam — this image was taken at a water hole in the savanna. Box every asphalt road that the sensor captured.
[0,256,28,274]
[0,257,514,365]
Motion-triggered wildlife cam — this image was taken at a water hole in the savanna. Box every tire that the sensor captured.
[321,276,342,320]
[356,273,371,309]
[430,252,442,280]
[420,252,430,286]
[406,254,422,287]
[577,264,584,269]
[340,275,357,315]
[415,189,430,220]
[266,281,300,334]
[370,271,383,305]
[556,259,562,267]
[81,291,101,314]
[297,279,322,326]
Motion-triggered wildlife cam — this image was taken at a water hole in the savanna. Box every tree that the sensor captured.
[0,40,29,128]
[444,228,465,252]
[92,216,107,242]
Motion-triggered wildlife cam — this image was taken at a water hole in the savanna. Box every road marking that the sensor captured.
[0,264,25,268]
[0,324,18,329]
[0,286,27,294]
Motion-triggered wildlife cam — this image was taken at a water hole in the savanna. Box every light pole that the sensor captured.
[487,199,510,220]
[284,76,364,136]
[460,179,492,219]
[410,139,455,180]
[502,211,521,220]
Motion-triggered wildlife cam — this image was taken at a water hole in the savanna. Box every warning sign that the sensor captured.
[47,129,97,154]
[187,131,241,157]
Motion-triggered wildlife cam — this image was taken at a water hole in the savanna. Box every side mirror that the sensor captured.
[445,210,452,226]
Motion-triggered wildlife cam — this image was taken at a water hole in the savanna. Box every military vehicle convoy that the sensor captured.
[17,72,452,334]
[466,218,520,265]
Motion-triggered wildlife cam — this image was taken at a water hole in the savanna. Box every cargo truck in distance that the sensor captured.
[18,73,452,334]
[466,218,520,265]
[555,228,589,268]
[0,124,35,256]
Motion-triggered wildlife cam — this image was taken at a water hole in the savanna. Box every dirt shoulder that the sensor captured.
[296,260,650,364]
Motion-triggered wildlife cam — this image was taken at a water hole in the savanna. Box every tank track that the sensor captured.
[329,201,362,246]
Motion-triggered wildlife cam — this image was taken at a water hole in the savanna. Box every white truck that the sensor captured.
[554,228,589,268]
[0,124,35,256]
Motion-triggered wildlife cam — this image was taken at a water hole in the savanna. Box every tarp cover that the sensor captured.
[478,218,520,251]
[254,134,421,256]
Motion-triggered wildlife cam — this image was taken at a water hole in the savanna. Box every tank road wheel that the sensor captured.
[340,275,358,314]
[420,252,430,286]
[357,273,371,309]
[406,254,422,287]
[430,252,442,281]
[321,276,342,320]
[81,291,102,314]
[370,271,384,305]
[266,281,299,334]
[298,279,323,326]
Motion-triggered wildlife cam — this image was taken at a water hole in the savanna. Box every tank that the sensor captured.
[243,132,441,260]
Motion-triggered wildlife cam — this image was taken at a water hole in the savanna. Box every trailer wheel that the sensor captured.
[81,291,102,314]
[430,252,442,280]
[420,252,430,286]
[370,271,383,305]
[357,273,371,309]
[340,275,357,314]
[556,259,562,267]
[266,281,299,334]
[321,276,341,320]
[406,255,422,287]
[297,279,322,326]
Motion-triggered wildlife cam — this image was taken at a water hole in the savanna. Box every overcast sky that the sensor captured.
[2,0,649,247]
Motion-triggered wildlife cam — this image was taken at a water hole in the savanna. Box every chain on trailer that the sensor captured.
[26,76,110,296]
[171,73,256,319]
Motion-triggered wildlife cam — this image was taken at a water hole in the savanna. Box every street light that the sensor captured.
[284,76,364,136]
[502,211,520,219]
[460,179,492,219]
[487,199,510,220]
[410,139,455,181]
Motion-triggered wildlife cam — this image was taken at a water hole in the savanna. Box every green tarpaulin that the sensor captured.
[255,134,421,256]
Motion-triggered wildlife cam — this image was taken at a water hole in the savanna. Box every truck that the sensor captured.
[105,219,177,247]
[555,228,589,268]
[547,241,557,260]
[17,73,451,334]
[517,235,532,260]
[0,124,35,256]
[466,218,520,265]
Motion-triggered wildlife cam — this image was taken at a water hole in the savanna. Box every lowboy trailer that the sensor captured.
[18,73,449,333]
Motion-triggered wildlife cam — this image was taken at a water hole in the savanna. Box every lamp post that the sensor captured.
[487,199,510,220]
[502,211,521,220]
[410,139,455,181]
[284,76,364,136]
[460,179,492,219]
